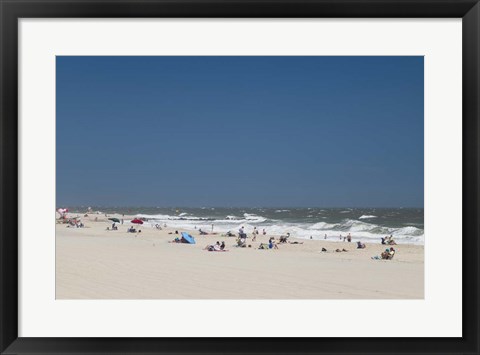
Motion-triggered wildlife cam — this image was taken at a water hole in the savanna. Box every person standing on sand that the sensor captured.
[262,228,266,235]
[347,233,352,242]
[211,224,214,232]
[324,234,327,240]
[252,227,257,241]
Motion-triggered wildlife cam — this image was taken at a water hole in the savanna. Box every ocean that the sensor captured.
[69,207,424,245]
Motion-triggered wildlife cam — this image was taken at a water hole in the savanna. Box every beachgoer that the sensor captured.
[262,229,266,235]
[324,234,327,240]
[239,226,246,238]
[381,248,390,259]
[269,237,279,250]
[220,241,225,250]
[357,241,366,249]
[211,224,214,232]
[381,237,386,245]
[387,247,396,259]
[237,237,246,248]
[347,233,352,242]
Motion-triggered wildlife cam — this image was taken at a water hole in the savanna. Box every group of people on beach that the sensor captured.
[381,235,397,245]
[372,247,396,260]
[66,218,84,228]
[204,241,226,251]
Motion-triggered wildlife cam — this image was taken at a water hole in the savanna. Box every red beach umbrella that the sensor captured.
[131,218,144,225]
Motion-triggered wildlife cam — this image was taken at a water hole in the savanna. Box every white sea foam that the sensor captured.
[359,215,377,219]
[129,212,424,245]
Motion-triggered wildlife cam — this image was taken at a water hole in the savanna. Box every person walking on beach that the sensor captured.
[211,224,214,232]
[252,227,257,241]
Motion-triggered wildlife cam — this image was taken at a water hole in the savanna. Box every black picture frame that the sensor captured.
[1,1,478,354]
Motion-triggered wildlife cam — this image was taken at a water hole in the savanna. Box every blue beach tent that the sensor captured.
[181,232,196,244]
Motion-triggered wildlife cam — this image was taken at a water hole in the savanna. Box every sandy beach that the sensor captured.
[55,213,424,299]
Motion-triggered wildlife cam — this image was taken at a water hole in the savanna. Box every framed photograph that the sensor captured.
[1,0,478,354]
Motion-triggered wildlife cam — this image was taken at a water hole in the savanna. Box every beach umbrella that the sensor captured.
[181,232,196,244]
[108,218,120,223]
[131,218,144,225]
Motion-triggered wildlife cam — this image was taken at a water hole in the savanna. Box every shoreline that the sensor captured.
[59,210,424,246]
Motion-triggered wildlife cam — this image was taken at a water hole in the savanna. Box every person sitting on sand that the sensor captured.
[381,237,386,245]
[288,241,303,244]
[199,229,208,235]
[321,247,327,252]
[386,247,396,259]
[258,243,269,250]
[169,237,181,243]
[220,241,226,250]
[279,233,290,243]
[237,237,246,248]
[357,241,366,249]
[204,243,227,252]
[269,237,279,250]
[262,229,266,235]
[373,247,395,260]
[372,248,392,260]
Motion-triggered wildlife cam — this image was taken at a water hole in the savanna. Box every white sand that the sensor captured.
[56,213,424,299]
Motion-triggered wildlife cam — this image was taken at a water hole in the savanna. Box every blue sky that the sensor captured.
[56,56,423,207]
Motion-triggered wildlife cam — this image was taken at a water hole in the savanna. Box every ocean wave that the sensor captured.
[359,215,377,219]
[129,212,423,245]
